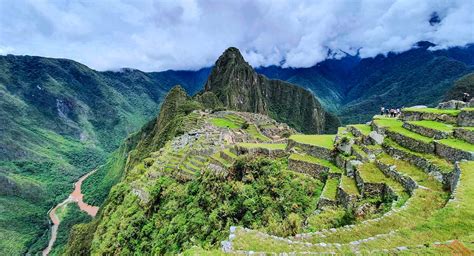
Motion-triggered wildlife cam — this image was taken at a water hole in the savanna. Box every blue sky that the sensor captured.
[0,0,473,71]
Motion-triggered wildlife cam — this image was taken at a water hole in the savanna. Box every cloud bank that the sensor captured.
[0,0,473,71]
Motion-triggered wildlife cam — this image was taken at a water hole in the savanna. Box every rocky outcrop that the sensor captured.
[201,47,339,134]
[437,100,467,110]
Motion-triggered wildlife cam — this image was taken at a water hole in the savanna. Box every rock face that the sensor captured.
[437,100,467,110]
[201,47,339,134]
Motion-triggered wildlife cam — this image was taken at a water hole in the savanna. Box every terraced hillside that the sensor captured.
[217,105,474,255]
[71,96,473,255]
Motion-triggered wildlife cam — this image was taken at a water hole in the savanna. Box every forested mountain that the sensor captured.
[0,55,207,254]
[258,43,474,123]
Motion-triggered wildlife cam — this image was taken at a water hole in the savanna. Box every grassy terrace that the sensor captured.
[377,154,443,190]
[210,117,240,129]
[357,162,406,195]
[320,178,339,200]
[403,107,461,116]
[383,138,453,173]
[357,161,474,252]
[210,152,232,168]
[246,124,271,142]
[374,116,433,143]
[289,153,342,174]
[222,148,237,159]
[407,120,454,132]
[348,124,372,136]
[289,134,336,149]
[238,143,287,150]
[438,138,474,152]
[340,175,360,196]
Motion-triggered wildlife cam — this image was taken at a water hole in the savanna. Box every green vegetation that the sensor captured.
[48,204,92,255]
[246,124,271,142]
[320,178,339,200]
[407,120,454,132]
[438,138,474,151]
[305,207,353,232]
[403,107,461,116]
[444,72,474,101]
[348,124,372,136]
[374,116,434,143]
[383,138,453,173]
[289,153,341,174]
[357,163,406,196]
[210,117,240,128]
[88,158,323,254]
[289,134,335,149]
[340,176,360,196]
[238,143,287,150]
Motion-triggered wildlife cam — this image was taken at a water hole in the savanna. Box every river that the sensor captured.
[42,169,99,256]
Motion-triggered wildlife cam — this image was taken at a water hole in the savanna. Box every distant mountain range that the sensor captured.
[0,42,473,254]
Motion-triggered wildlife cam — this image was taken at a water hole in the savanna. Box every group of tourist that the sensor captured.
[380,107,401,118]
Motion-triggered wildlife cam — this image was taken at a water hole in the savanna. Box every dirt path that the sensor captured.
[42,169,99,256]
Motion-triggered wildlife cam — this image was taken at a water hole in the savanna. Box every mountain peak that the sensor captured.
[212,47,249,73]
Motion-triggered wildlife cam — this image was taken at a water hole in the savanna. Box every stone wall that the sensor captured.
[337,187,359,209]
[385,130,434,154]
[317,197,338,209]
[457,109,474,126]
[234,145,287,158]
[354,169,385,198]
[435,141,474,163]
[454,128,474,144]
[288,158,329,180]
[376,161,417,194]
[287,139,334,161]
[402,122,451,139]
[382,143,445,183]
[401,111,458,124]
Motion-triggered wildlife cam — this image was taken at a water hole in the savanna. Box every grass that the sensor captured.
[383,138,453,173]
[357,161,473,252]
[438,138,474,152]
[403,107,461,116]
[320,178,339,200]
[289,135,335,149]
[210,117,240,129]
[357,162,406,195]
[340,176,360,196]
[374,116,434,143]
[348,124,372,136]
[289,153,342,174]
[407,120,454,132]
[238,143,287,150]
[222,148,238,159]
[246,124,271,142]
[211,152,232,168]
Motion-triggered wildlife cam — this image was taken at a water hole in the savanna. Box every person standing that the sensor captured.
[463,93,470,103]
[380,107,385,116]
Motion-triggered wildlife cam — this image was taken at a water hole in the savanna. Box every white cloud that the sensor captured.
[0,0,472,71]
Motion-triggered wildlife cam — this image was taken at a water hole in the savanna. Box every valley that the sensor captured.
[0,45,472,255]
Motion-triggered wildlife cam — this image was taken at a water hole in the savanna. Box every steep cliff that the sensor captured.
[202,47,339,133]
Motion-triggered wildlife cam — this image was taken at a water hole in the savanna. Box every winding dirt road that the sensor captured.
[42,170,99,256]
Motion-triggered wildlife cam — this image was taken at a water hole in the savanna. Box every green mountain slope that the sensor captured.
[0,55,206,254]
